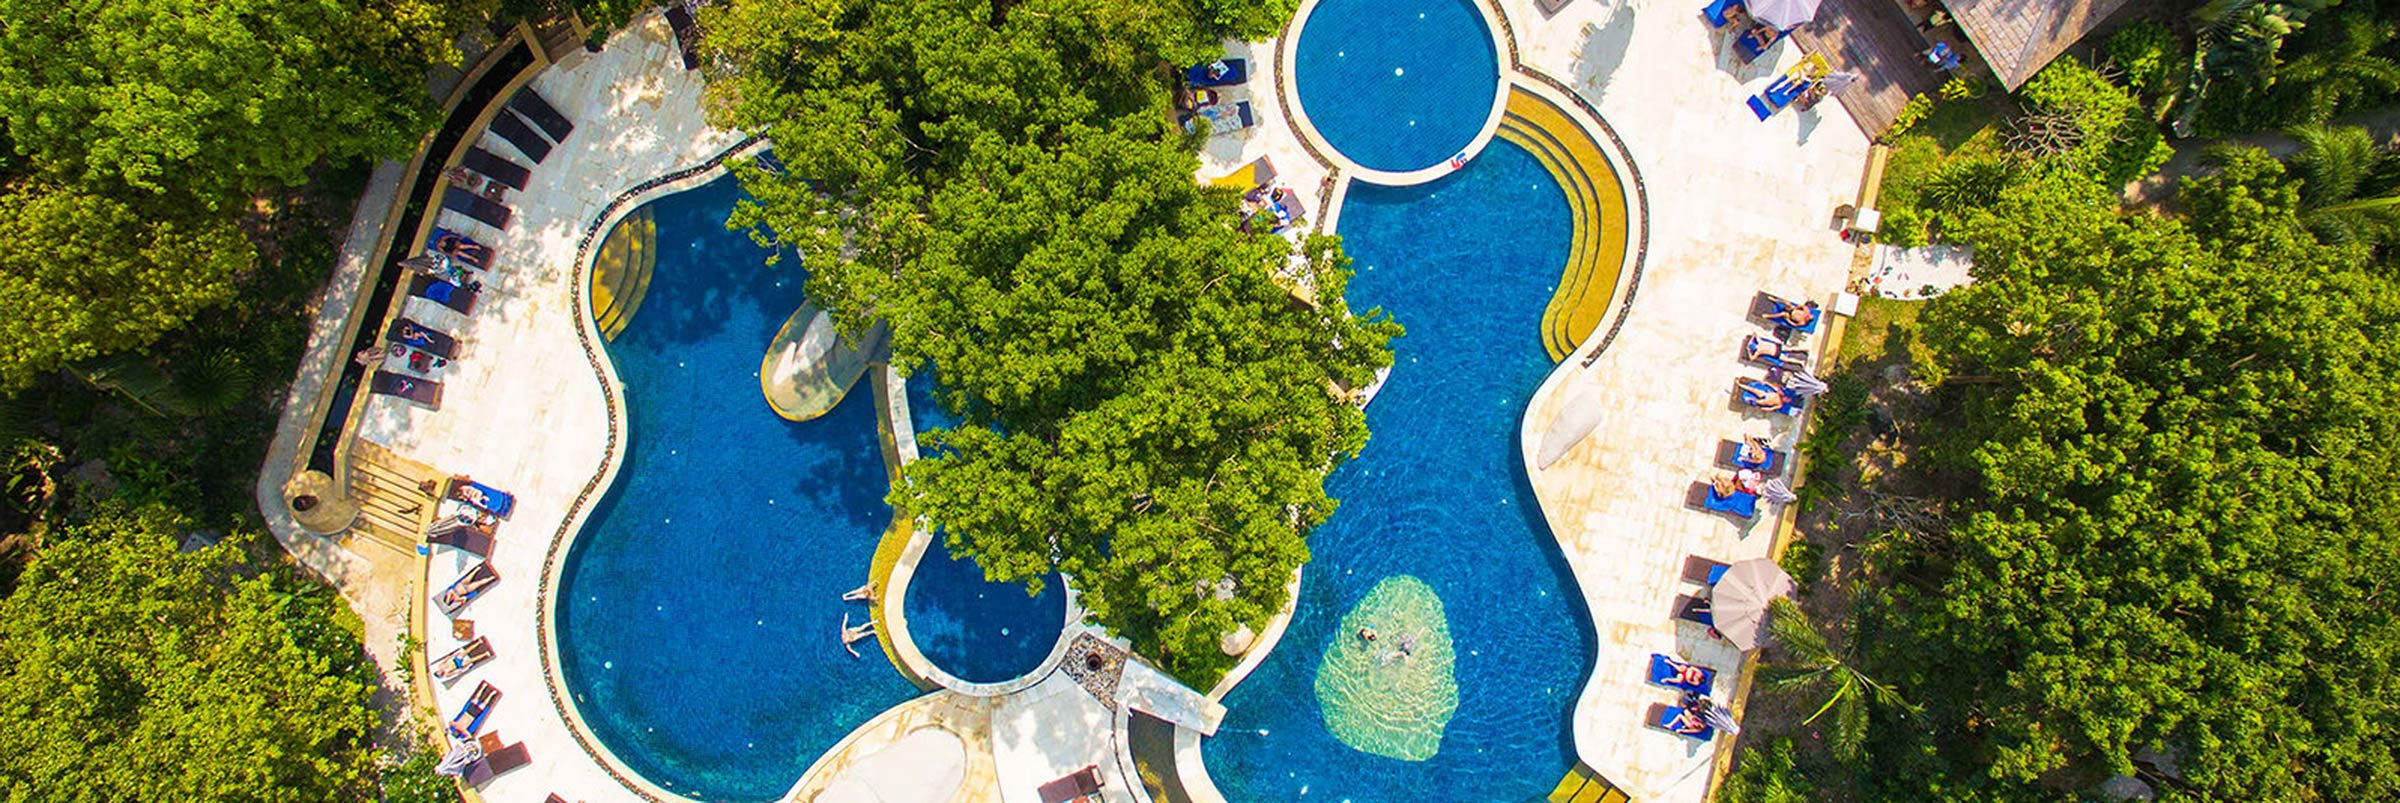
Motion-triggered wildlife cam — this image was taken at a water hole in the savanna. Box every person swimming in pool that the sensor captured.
[1359,626,1378,644]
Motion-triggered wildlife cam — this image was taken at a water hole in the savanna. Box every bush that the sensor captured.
[2016,58,2171,186]
[1722,738,1815,803]
[378,747,460,803]
[1884,95,1935,139]
[1780,540,1826,588]
[1919,155,2019,214]
[1939,76,1985,101]
[2105,21,2181,101]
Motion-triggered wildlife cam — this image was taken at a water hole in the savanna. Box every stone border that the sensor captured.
[531,133,767,803]
[1277,0,1512,187]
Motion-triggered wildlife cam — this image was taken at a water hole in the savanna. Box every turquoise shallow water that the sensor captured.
[554,174,918,802]
[1295,0,1502,172]
[1202,140,1597,800]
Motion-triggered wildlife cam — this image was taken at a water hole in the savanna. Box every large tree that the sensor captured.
[0,506,380,802]
[1859,158,2400,799]
[0,0,482,200]
[701,0,1395,677]
[0,185,252,391]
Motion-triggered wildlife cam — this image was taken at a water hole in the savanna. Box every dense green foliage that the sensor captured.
[2016,59,2174,188]
[0,507,380,802]
[1806,157,2400,799]
[698,0,1393,678]
[0,187,252,391]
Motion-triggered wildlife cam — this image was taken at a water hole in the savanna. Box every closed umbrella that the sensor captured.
[1748,0,1823,29]
[1710,558,1796,650]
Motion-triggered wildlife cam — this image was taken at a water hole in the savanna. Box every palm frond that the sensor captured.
[2286,124,2377,206]
[1765,597,1834,665]
[1830,689,1872,762]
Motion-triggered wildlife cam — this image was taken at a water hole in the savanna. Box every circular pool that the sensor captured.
[901,534,1069,685]
[1292,0,1504,174]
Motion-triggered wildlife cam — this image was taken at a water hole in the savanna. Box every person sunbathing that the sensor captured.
[1664,656,1709,687]
[1740,380,1793,411]
[1711,471,1763,498]
[1767,297,1818,328]
[440,570,496,608]
[456,485,493,508]
[1668,707,1710,735]
[1743,335,1783,361]
[1737,436,1772,466]
[437,233,492,264]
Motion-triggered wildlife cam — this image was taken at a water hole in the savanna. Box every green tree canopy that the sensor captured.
[0,0,481,200]
[701,0,1395,677]
[1860,159,2400,799]
[0,506,380,802]
[0,185,252,391]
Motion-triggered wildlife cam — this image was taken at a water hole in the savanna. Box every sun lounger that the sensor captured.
[459,147,530,191]
[463,740,530,786]
[1186,100,1256,136]
[1675,594,1715,626]
[427,524,492,557]
[1715,439,1784,474]
[507,87,575,143]
[432,637,494,684]
[1183,58,1248,87]
[447,477,515,518]
[387,318,460,359]
[1681,556,1731,585]
[1738,379,1806,416]
[1740,334,1809,370]
[1702,0,1744,27]
[1734,24,1785,62]
[371,371,443,408]
[442,187,513,230]
[1754,293,1822,335]
[430,227,497,271]
[1648,702,1716,741]
[486,110,552,163]
[447,681,501,740]
[409,275,478,314]
[1748,75,1813,120]
[1649,653,1717,692]
[1695,482,1760,518]
[436,562,499,617]
[432,499,499,538]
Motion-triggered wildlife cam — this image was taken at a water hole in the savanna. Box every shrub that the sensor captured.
[1884,95,1935,139]
[1919,155,2019,213]
[1939,76,1985,101]
[2015,58,2171,186]
[2105,21,2181,101]
[1780,540,1827,588]
[1722,738,1815,803]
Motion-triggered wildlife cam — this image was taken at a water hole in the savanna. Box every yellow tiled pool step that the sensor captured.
[1547,762,1633,803]
[589,206,657,341]
[1495,87,1633,362]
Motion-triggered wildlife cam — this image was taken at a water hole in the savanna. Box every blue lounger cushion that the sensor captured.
[1650,653,1717,692]
[450,479,515,518]
[1702,0,1742,27]
[448,681,501,740]
[1747,95,1776,120]
[1184,58,1249,87]
[1705,487,1759,518]
[1649,702,1716,741]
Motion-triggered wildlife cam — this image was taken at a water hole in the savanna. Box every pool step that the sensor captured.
[1546,763,1632,803]
[589,207,657,341]
[1495,87,1633,362]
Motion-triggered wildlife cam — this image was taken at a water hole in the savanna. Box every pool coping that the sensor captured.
[1278,0,1513,187]
[1176,0,1653,798]
[533,133,771,803]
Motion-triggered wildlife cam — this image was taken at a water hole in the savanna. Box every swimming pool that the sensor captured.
[901,532,1069,684]
[1200,140,1597,800]
[554,173,920,801]
[1293,0,1503,173]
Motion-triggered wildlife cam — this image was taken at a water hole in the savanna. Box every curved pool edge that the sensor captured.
[1508,66,1656,779]
[1180,19,1653,801]
[1278,0,1512,187]
[533,134,770,803]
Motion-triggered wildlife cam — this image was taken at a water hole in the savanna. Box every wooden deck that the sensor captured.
[1793,0,1942,139]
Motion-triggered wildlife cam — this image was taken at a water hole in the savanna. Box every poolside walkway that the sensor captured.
[266,14,744,803]
[1507,1,1869,801]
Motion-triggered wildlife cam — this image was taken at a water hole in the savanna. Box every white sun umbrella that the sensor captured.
[1748,0,1823,29]
[1710,558,1796,651]
[434,740,483,777]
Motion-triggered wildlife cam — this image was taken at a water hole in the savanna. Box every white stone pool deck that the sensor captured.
[1508,1,1869,801]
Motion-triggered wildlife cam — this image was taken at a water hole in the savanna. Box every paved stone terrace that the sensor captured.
[1506,0,1869,800]
[340,14,744,803]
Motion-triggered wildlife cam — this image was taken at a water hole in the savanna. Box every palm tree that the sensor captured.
[2274,12,2400,126]
[1755,597,1914,762]
[2285,124,2400,247]
[2172,0,2339,135]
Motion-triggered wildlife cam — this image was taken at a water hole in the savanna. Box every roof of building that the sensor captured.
[1946,0,2136,89]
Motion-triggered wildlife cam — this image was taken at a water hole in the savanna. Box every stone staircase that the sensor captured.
[344,440,437,556]
[1546,763,1633,803]
[1496,87,1633,362]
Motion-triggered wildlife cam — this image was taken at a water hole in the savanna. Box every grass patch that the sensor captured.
[1833,297,1925,374]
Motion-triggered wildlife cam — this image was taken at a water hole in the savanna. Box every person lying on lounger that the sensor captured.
[1740,380,1797,411]
[440,570,497,608]
[1743,334,1784,361]
[448,708,479,738]
[456,485,496,509]
[1711,470,1763,498]
[1766,297,1818,328]
[1738,436,1773,466]
[1664,656,1709,687]
[1668,707,1710,735]
[436,232,492,265]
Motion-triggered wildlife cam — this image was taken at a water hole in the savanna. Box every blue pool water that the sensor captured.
[1294,0,1502,173]
[554,174,919,802]
[1202,141,1597,800]
[902,533,1069,684]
